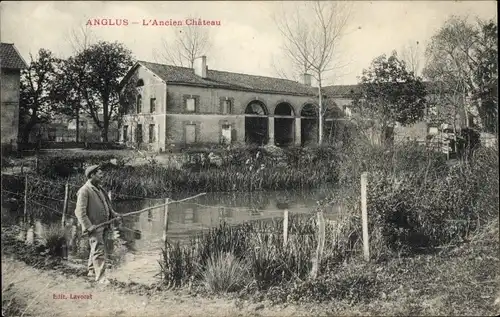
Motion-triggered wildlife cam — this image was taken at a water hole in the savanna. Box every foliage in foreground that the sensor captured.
[160,214,361,292]
[159,138,498,302]
[39,224,69,257]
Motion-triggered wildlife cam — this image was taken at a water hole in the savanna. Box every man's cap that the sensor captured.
[85,164,101,178]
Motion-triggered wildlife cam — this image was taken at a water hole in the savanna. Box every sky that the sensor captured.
[1,1,497,86]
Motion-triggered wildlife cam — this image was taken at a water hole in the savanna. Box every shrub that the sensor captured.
[201,252,250,294]
[37,152,119,178]
[39,224,69,257]
[333,135,498,257]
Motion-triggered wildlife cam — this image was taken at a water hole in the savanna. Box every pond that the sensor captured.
[3,187,340,285]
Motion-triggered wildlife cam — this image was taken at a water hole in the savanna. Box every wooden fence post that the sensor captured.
[361,172,370,262]
[62,182,69,229]
[163,198,169,243]
[24,175,28,226]
[310,211,325,279]
[283,209,289,248]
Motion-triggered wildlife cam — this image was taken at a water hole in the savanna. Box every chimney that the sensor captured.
[303,73,312,86]
[194,56,207,78]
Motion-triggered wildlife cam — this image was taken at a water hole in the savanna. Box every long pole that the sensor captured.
[24,175,28,226]
[283,209,289,248]
[162,198,169,243]
[61,181,69,229]
[83,192,206,234]
[361,172,370,262]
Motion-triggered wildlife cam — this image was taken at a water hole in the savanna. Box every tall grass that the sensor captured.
[39,224,69,257]
[201,252,251,294]
[159,214,362,291]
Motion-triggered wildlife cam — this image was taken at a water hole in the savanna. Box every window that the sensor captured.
[185,124,196,144]
[148,124,155,143]
[222,99,232,114]
[221,123,231,144]
[150,98,156,113]
[344,106,352,118]
[136,124,143,143]
[123,125,129,142]
[136,95,142,113]
[186,98,196,112]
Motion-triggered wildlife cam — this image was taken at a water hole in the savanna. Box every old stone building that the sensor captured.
[1,43,27,151]
[119,56,329,152]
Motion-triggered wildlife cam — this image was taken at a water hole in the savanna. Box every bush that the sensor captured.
[39,224,69,257]
[36,152,121,178]
[201,252,250,294]
[332,135,499,257]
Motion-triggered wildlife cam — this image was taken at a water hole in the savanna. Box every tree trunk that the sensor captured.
[318,76,323,145]
[75,111,80,143]
[21,118,37,143]
[102,100,109,142]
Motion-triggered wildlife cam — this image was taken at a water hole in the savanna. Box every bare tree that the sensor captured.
[63,25,97,142]
[156,21,212,68]
[400,40,422,77]
[67,24,96,54]
[274,1,351,144]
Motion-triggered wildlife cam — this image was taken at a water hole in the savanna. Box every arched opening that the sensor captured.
[245,101,268,145]
[301,103,318,146]
[136,79,144,87]
[274,102,295,147]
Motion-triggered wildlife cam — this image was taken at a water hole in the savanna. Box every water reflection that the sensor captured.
[3,188,336,284]
[112,188,331,252]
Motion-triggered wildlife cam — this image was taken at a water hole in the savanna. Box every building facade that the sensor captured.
[119,57,328,152]
[1,43,27,151]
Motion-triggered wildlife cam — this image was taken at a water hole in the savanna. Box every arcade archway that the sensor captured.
[245,101,269,145]
[274,102,295,147]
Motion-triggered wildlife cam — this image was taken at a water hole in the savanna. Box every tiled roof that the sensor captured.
[0,43,27,69]
[133,61,317,96]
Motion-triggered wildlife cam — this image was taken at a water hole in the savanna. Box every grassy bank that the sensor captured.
[2,216,498,316]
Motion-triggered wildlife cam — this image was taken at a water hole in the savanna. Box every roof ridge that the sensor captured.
[138,59,303,85]
[208,68,302,84]
[138,60,193,70]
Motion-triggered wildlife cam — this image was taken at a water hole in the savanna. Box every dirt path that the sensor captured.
[2,256,313,317]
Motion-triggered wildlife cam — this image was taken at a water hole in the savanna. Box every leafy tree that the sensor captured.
[352,51,427,145]
[424,16,498,133]
[50,57,85,142]
[75,41,135,141]
[473,20,498,133]
[19,49,59,143]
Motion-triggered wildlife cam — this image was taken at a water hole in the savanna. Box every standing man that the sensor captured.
[75,164,122,285]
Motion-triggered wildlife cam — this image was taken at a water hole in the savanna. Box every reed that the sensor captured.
[201,252,251,294]
[159,214,360,291]
[39,224,69,257]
